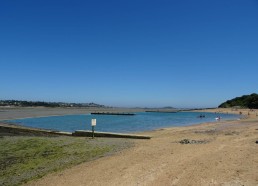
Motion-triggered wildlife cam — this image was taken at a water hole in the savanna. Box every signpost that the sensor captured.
[91,119,96,139]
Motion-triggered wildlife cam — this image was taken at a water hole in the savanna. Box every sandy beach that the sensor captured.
[1,107,258,185]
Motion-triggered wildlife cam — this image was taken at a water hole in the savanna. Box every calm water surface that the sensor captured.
[7,112,240,133]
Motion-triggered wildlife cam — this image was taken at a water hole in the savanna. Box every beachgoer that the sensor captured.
[215,116,220,121]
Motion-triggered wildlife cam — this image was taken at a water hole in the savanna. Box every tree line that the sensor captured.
[0,100,105,108]
[218,93,258,109]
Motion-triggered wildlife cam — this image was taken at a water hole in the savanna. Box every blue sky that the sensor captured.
[1,0,258,108]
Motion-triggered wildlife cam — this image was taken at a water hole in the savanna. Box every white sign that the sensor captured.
[91,119,96,126]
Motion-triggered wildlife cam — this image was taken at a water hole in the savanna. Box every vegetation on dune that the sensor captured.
[0,136,131,186]
[218,93,258,109]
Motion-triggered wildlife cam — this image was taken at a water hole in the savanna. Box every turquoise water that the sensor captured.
[7,112,240,133]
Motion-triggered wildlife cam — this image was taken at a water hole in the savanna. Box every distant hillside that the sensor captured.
[218,93,258,109]
[0,100,106,108]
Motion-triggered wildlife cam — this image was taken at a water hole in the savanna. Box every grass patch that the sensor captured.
[0,136,132,185]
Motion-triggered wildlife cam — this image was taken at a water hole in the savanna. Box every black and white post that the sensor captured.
[91,119,96,139]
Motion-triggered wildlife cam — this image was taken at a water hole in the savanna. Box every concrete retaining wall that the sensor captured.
[73,130,151,139]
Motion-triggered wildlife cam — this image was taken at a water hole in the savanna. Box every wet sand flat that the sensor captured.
[0,107,144,120]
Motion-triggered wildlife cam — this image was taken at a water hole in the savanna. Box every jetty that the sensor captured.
[91,112,135,116]
[0,122,72,136]
[73,130,151,139]
[0,123,150,139]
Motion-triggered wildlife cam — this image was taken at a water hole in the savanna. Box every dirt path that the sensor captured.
[27,118,258,186]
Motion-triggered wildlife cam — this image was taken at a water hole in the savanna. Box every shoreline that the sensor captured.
[0,107,246,135]
[0,113,91,122]
[1,107,258,185]
[28,111,258,186]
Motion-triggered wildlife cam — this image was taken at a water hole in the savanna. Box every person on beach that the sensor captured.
[215,116,221,121]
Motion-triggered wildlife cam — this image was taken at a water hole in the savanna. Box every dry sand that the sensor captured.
[1,107,258,185]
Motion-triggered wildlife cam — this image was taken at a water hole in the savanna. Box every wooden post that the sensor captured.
[92,126,95,138]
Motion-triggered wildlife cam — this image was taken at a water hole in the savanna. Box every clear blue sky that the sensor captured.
[1,0,258,108]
